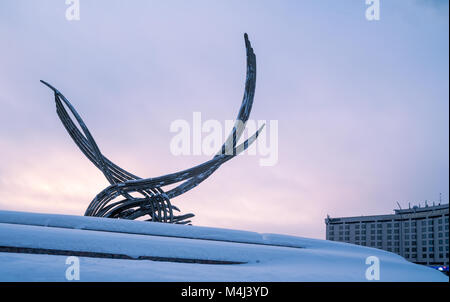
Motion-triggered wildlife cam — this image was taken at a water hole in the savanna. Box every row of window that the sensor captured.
[329,217,449,230]
[405,253,449,259]
[328,230,449,238]
[405,246,449,252]
[330,224,449,232]
[329,238,450,247]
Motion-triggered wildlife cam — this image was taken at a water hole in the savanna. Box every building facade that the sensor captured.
[325,204,449,266]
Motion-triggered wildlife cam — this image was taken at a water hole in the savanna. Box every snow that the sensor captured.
[0,210,447,282]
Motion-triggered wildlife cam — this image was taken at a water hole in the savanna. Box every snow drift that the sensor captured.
[0,210,447,282]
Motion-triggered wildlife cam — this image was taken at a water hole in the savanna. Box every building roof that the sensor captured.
[325,203,449,224]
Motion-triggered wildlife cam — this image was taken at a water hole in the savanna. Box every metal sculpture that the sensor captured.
[41,34,262,225]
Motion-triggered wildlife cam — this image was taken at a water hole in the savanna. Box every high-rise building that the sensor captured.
[325,203,449,266]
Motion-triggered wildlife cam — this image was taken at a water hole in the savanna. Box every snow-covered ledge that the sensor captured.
[0,210,447,282]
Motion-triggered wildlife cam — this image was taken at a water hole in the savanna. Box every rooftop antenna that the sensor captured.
[396,201,402,211]
[439,192,442,205]
[425,200,428,207]
[408,202,411,209]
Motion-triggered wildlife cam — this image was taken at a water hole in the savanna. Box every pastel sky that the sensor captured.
[0,0,448,239]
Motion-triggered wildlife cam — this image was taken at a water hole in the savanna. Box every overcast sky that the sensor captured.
[0,0,448,239]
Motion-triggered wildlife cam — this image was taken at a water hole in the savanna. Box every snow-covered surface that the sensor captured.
[0,210,447,282]
[0,210,303,248]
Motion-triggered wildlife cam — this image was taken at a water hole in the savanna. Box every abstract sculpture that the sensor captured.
[41,34,262,225]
